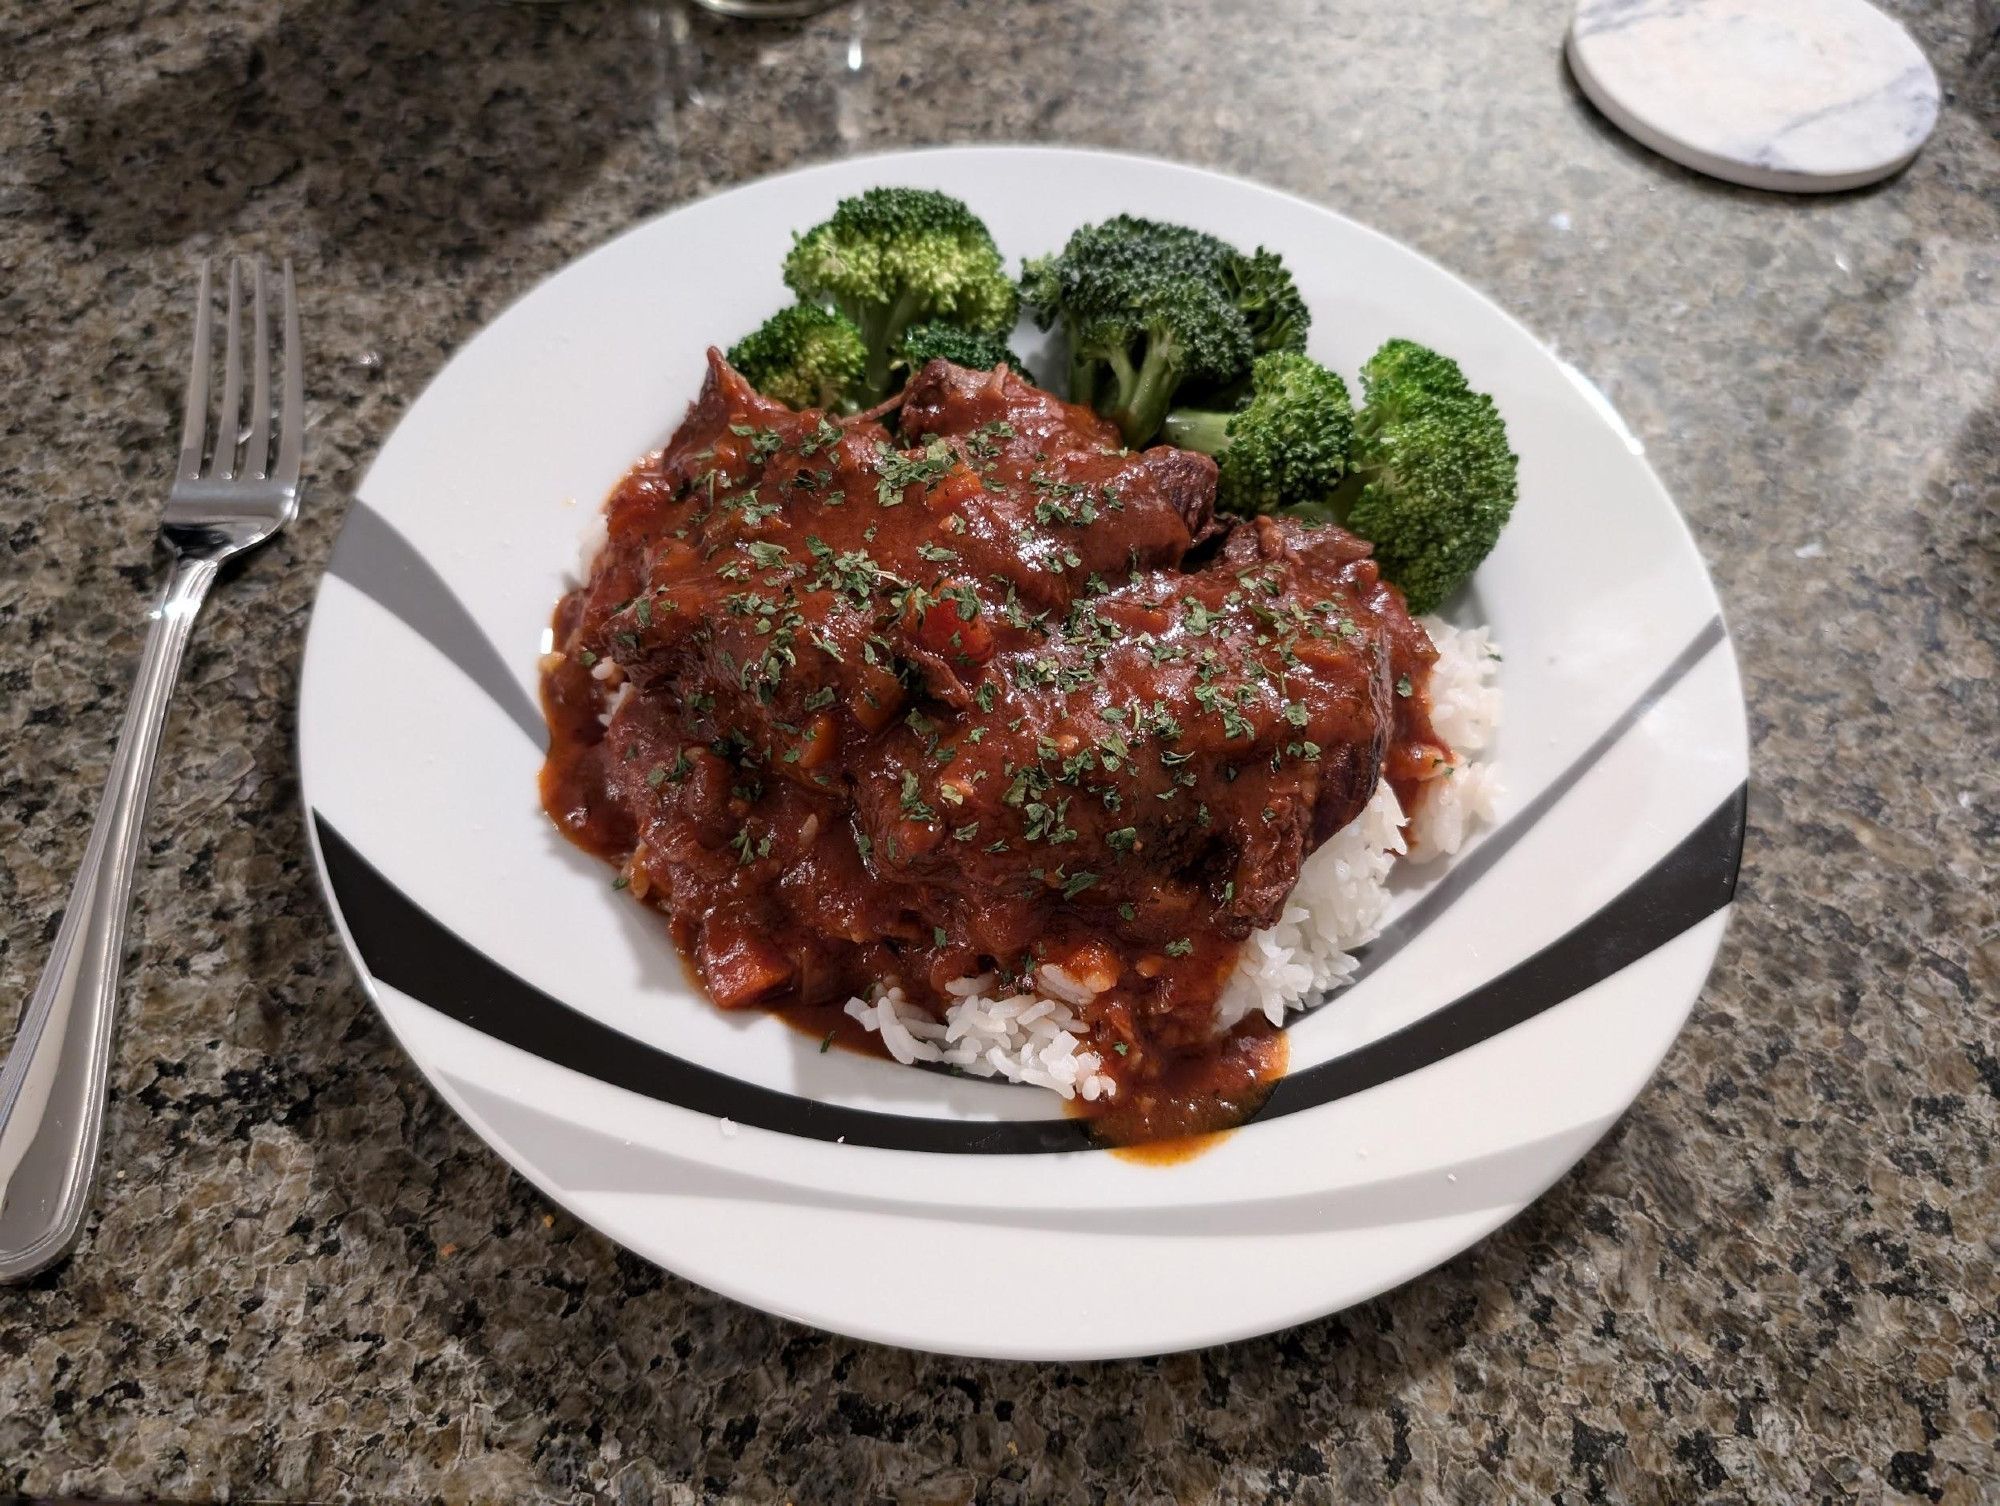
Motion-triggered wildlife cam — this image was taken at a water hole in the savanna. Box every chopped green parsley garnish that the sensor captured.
[964,420,1015,460]
[874,438,954,507]
[899,771,936,822]
[799,416,844,456]
[729,423,785,465]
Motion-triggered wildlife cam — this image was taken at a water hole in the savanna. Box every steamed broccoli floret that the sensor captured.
[1160,351,1352,513]
[1217,247,1310,358]
[894,321,1026,375]
[1074,272,1250,445]
[1022,216,1253,446]
[783,187,1018,401]
[1326,338,1518,614]
[1354,337,1476,405]
[1023,216,1237,295]
[727,303,868,412]
[1021,216,1309,446]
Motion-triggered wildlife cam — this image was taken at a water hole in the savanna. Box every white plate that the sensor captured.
[299,146,1747,1360]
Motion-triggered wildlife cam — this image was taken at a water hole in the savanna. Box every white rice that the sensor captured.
[1218,615,1503,1030]
[1421,618,1504,754]
[842,616,1506,1095]
[596,670,631,728]
[1407,617,1505,862]
[1212,774,1410,1032]
[843,983,1117,1102]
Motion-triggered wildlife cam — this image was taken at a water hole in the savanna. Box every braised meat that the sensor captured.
[540,354,1447,1096]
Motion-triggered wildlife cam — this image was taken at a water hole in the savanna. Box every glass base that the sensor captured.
[689,0,841,16]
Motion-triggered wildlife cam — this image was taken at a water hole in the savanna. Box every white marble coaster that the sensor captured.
[1567,0,1941,192]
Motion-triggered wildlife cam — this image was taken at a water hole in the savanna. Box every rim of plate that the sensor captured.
[298,144,1748,1359]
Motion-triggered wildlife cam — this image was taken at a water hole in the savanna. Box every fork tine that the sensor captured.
[215,260,244,479]
[273,259,303,489]
[244,260,272,480]
[175,260,213,481]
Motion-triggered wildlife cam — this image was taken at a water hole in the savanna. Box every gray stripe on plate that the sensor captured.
[442,1067,1616,1233]
[327,499,547,747]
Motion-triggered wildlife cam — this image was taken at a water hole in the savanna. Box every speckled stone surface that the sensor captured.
[1,0,1995,1500]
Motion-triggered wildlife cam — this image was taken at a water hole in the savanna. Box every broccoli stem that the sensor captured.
[850,303,890,388]
[880,287,926,392]
[1102,346,1138,415]
[1070,353,1103,409]
[850,286,926,399]
[1110,336,1182,447]
[1278,497,1342,526]
[1158,408,1231,455]
[1322,469,1362,524]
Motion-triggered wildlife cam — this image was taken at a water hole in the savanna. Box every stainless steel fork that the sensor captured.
[0,258,304,1282]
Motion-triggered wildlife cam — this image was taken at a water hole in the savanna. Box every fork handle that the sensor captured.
[0,552,220,1281]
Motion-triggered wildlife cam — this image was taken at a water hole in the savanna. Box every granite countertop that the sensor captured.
[2,0,1996,1499]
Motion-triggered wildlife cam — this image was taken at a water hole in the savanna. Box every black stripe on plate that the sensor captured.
[1341,616,1725,991]
[313,782,1744,1154]
[316,815,1095,1155]
[1252,780,1745,1124]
